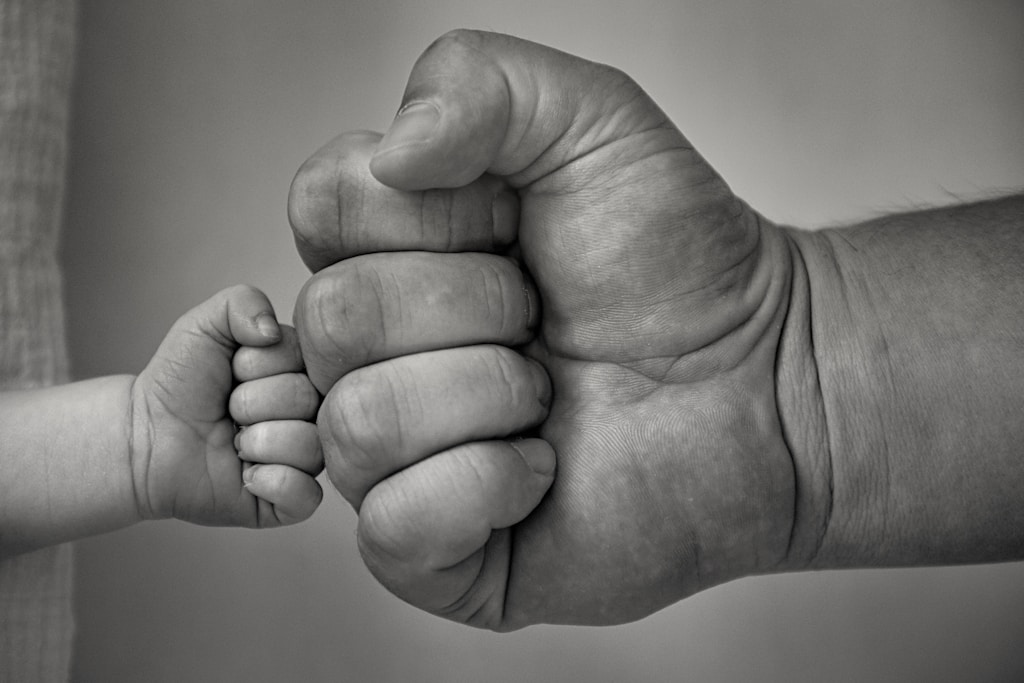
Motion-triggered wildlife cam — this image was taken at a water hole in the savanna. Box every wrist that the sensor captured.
[781,197,1024,569]
[0,376,145,556]
[128,374,162,522]
[772,227,837,572]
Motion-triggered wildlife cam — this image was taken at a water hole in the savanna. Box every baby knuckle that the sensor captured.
[427,28,483,58]
[289,374,322,415]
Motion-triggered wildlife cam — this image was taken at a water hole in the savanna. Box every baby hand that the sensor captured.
[131,285,323,528]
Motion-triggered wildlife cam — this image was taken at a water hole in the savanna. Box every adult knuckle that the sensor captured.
[289,132,379,270]
[296,263,386,383]
[358,484,417,567]
[321,371,390,475]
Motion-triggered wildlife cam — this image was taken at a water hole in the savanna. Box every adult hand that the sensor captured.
[291,30,822,629]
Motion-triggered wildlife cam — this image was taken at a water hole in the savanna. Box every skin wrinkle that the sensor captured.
[491,345,525,416]
[775,239,806,564]
[543,74,666,185]
[493,532,516,630]
[586,136,699,198]
[460,579,494,626]
[854,259,900,564]
[357,484,414,570]
[872,334,895,562]
[382,265,405,350]
[434,550,488,614]
[438,533,511,629]
[130,385,155,518]
[331,261,389,372]
[351,155,373,258]
[505,106,566,190]
[309,276,359,388]
[779,234,834,568]
[572,193,753,328]
[524,126,686,198]
[622,211,768,381]
[492,52,672,191]
[806,229,886,567]
[801,233,844,568]
[443,187,458,252]
[420,188,438,250]
[126,382,152,522]
[381,361,411,461]
[326,382,387,505]
[335,167,346,259]
[437,32,542,183]
[528,206,766,372]
[477,259,507,339]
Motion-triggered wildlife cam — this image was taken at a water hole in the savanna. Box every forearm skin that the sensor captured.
[0,375,140,557]
[782,194,1024,570]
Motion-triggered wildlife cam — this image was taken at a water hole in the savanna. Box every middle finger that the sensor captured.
[295,251,538,393]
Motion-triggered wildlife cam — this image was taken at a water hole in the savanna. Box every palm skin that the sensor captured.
[292,31,814,629]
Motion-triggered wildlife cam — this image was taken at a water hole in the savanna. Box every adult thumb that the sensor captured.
[369,30,765,364]
[369,29,680,191]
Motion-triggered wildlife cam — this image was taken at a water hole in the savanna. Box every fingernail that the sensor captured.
[522,271,540,330]
[242,465,258,487]
[257,313,280,341]
[378,101,440,153]
[529,359,552,409]
[510,439,556,476]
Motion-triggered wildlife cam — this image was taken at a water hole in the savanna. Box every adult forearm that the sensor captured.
[0,375,140,557]
[788,194,1024,570]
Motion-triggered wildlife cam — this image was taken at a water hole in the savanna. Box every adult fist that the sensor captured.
[291,30,822,629]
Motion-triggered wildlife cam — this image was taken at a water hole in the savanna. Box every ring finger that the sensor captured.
[319,343,550,507]
[295,251,539,393]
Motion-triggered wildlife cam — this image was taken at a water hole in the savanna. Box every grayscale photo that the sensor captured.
[2,1,1022,681]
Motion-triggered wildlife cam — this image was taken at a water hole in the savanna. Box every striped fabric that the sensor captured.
[0,0,77,680]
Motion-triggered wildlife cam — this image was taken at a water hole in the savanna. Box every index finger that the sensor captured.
[288,131,520,272]
[232,325,305,381]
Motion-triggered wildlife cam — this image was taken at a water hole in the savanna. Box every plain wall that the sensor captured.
[64,1,1024,681]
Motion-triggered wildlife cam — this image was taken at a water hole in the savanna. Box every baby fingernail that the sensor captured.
[257,313,280,340]
[242,465,259,487]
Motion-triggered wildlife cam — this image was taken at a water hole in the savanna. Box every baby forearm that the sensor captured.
[0,375,141,557]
